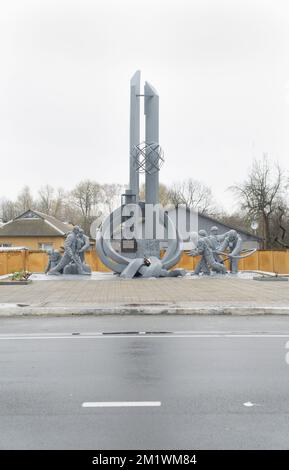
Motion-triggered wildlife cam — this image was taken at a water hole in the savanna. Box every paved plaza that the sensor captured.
[0,274,289,315]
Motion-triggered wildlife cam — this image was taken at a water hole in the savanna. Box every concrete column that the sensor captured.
[144,81,159,205]
[129,71,141,201]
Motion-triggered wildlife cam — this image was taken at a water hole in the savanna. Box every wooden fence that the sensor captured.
[1,249,289,276]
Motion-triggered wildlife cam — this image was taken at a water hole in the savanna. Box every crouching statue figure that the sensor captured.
[190,237,227,275]
[47,225,91,275]
[45,249,62,273]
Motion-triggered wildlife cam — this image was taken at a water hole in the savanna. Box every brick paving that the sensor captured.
[0,277,289,308]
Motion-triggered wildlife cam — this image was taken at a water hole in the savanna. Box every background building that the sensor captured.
[197,213,261,249]
[0,210,73,250]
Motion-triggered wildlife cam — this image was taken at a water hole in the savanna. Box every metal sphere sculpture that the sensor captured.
[131,141,164,175]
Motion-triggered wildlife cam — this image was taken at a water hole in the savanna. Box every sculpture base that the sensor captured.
[63,263,91,275]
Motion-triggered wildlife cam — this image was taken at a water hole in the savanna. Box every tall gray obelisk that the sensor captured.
[129,71,160,205]
[144,81,159,204]
[129,70,140,201]
[96,72,184,277]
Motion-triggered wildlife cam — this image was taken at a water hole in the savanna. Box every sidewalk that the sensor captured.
[0,274,289,316]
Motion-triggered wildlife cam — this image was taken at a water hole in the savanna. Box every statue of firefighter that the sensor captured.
[45,249,62,274]
[119,254,186,279]
[189,231,227,275]
[218,229,242,274]
[77,228,91,263]
[192,230,210,275]
[207,226,225,264]
[47,226,91,275]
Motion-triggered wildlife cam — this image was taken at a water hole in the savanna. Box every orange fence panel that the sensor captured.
[7,251,26,273]
[0,252,8,276]
[26,251,48,273]
[272,251,289,274]
[1,249,289,275]
[174,252,195,270]
[243,251,259,271]
[258,251,274,273]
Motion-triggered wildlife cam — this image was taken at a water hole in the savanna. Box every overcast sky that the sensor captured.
[1,0,289,211]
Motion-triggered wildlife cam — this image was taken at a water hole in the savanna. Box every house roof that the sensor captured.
[0,209,73,238]
[198,212,262,241]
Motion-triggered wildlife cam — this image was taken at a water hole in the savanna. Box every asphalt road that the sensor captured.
[1,315,289,450]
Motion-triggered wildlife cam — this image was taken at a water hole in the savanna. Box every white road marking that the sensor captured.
[0,333,289,340]
[243,402,261,407]
[82,401,161,408]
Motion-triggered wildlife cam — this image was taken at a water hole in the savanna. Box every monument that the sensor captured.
[96,71,185,278]
[189,228,256,275]
[47,225,91,275]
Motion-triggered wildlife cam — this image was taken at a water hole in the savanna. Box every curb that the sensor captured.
[1,305,289,316]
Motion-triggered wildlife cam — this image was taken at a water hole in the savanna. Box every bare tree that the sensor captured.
[37,185,65,218]
[59,198,83,226]
[53,188,66,218]
[230,155,285,249]
[139,182,171,206]
[168,178,214,214]
[71,180,102,234]
[271,202,289,248]
[15,186,34,214]
[102,183,122,214]
[215,209,252,234]
[37,185,55,215]
[0,198,17,222]
[159,183,172,206]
